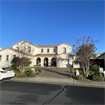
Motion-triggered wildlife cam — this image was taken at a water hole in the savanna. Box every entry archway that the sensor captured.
[44,58,48,67]
[36,58,41,66]
[51,57,56,67]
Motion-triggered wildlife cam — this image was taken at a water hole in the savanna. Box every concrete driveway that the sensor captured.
[35,67,71,79]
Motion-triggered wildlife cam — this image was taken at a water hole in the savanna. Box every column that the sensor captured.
[48,58,51,66]
[41,58,44,67]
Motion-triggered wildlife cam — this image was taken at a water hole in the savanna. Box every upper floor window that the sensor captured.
[6,55,9,61]
[53,48,56,52]
[47,49,49,53]
[41,49,43,53]
[13,55,16,58]
[63,47,66,53]
[28,47,31,52]
[17,47,19,50]
[0,55,2,60]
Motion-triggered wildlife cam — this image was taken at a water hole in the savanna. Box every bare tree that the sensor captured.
[72,36,98,77]
[12,41,34,72]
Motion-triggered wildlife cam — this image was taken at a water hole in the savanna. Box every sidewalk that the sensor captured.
[11,75,105,88]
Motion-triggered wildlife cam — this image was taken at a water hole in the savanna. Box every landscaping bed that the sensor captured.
[13,67,42,77]
[70,65,104,82]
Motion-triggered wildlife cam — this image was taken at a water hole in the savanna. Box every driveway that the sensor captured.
[35,67,71,79]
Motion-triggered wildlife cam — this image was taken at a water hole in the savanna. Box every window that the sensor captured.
[47,49,49,53]
[41,49,43,53]
[53,48,55,52]
[28,47,31,52]
[0,55,2,60]
[6,55,9,61]
[13,55,16,58]
[63,47,66,53]
[17,47,19,50]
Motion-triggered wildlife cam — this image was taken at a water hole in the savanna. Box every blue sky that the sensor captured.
[0,0,104,53]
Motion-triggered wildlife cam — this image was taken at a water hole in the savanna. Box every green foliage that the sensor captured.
[76,75,84,80]
[93,54,97,59]
[89,65,99,76]
[88,65,104,80]
[70,68,76,77]
[11,63,20,74]
[70,68,83,76]
[24,68,33,77]
[92,75,103,81]
[97,72,104,79]
[15,72,24,77]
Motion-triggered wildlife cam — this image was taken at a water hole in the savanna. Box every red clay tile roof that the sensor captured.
[38,45,57,47]
[57,43,72,47]
[35,53,73,57]
[35,54,57,56]
[37,43,72,47]
[12,40,72,48]
[0,47,34,56]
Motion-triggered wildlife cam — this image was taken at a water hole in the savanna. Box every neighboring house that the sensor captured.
[91,53,101,59]
[95,52,105,70]
[0,40,75,68]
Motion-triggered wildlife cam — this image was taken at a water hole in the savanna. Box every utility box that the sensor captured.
[76,69,79,77]
[99,68,103,73]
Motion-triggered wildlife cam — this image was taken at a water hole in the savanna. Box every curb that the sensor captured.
[10,76,105,88]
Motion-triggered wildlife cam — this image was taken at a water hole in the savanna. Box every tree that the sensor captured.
[72,36,98,77]
[12,41,34,72]
[93,54,97,59]
[12,57,32,71]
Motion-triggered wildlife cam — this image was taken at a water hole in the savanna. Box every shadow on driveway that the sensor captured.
[36,67,72,78]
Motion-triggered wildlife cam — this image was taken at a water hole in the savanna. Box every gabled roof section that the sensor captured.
[12,40,37,47]
[57,43,72,47]
[0,47,34,57]
[37,43,72,47]
[38,45,57,47]
[96,52,105,59]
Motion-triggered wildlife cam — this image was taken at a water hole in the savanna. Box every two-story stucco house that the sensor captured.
[0,40,75,68]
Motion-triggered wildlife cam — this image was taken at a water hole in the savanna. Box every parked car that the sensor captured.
[0,67,15,81]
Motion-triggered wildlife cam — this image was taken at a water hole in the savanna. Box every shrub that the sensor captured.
[15,72,24,77]
[76,75,84,80]
[88,65,104,80]
[70,68,76,77]
[24,68,33,77]
[37,69,42,74]
[90,65,99,75]
[70,68,83,76]
[11,63,20,74]
[92,76,103,81]
[98,72,104,79]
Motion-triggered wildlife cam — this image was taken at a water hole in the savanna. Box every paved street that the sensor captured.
[0,81,105,105]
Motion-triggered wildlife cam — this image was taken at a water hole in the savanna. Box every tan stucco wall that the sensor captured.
[12,41,38,55]
[38,47,57,54]
[57,44,71,54]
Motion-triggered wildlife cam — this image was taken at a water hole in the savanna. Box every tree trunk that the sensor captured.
[82,63,85,77]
